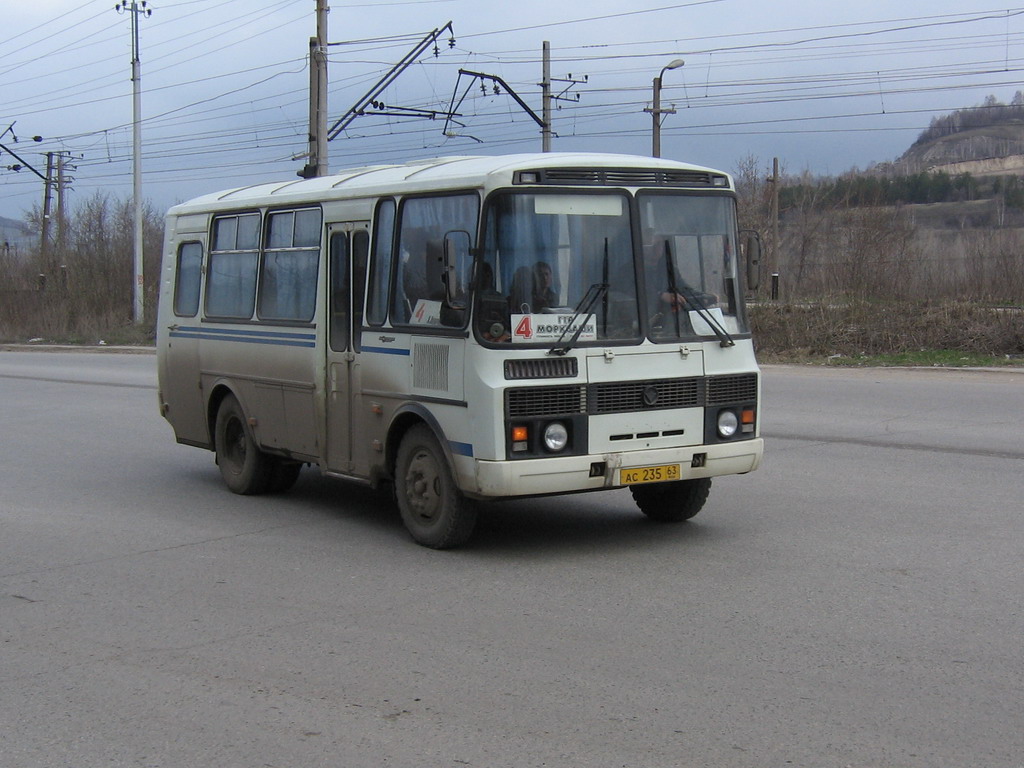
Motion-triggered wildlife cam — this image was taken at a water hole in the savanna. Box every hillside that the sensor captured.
[778,98,1024,231]
[895,97,1024,174]
[899,123,1024,174]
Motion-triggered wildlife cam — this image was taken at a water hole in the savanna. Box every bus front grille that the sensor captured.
[506,385,587,418]
[505,374,757,419]
[707,373,758,404]
[589,377,702,413]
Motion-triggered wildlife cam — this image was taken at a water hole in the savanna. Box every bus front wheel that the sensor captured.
[214,394,270,495]
[395,425,477,549]
[631,477,711,522]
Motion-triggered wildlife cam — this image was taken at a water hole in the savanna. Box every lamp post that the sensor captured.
[647,58,684,158]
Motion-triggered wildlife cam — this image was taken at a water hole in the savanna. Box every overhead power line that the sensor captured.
[4,2,1024,217]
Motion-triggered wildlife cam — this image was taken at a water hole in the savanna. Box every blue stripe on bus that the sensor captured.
[449,441,473,457]
[169,326,316,348]
[361,345,411,356]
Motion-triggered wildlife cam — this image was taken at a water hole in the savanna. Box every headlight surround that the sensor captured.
[717,409,739,438]
[543,421,569,452]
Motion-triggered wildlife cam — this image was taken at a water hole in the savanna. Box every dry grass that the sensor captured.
[751,300,1024,360]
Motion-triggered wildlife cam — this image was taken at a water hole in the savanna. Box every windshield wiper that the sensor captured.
[663,240,734,348]
[663,240,682,338]
[601,238,610,336]
[677,280,735,348]
[549,281,609,356]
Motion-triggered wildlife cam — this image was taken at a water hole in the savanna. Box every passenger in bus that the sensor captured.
[508,261,559,314]
[532,261,559,311]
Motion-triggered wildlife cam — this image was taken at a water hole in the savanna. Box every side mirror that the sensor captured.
[442,230,471,310]
[741,229,761,291]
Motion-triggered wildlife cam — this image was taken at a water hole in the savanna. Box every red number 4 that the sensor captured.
[514,315,533,339]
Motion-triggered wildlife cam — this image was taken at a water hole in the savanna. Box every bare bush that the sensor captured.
[0,192,163,343]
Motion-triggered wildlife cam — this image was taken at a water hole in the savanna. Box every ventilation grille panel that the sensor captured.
[516,167,728,188]
[504,357,579,380]
[413,343,449,391]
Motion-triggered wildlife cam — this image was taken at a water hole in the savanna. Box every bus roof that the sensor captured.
[167,152,733,215]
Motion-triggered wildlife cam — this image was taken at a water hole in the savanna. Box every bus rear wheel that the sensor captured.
[214,394,270,495]
[631,477,711,522]
[395,425,477,549]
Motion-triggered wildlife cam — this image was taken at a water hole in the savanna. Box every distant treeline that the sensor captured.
[780,172,1024,209]
[912,93,1024,146]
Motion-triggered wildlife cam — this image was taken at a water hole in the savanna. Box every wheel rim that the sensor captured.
[403,448,442,524]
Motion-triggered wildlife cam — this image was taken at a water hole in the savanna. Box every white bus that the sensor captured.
[156,152,763,548]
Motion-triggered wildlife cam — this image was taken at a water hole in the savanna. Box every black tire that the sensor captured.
[631,477,712,522]
[214,394,270,495]
[394,424,477,549]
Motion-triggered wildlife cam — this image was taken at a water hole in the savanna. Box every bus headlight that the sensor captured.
[717,409,739,438]
[543,421,569,452]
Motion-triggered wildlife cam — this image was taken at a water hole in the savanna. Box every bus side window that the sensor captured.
[366,199,395,326]
[329,232,349,352]
[393,194,478,327]
[206,212,260,319]
[258,208,321,323]
[173,241,203,317]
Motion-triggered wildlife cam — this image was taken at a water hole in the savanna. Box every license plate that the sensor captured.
[620,463,681,485]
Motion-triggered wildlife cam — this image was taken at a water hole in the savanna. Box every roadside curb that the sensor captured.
[0,344,156,354]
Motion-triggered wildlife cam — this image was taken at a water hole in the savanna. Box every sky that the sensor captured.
[2,0,1023,221]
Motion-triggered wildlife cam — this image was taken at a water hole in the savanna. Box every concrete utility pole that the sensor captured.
[116,0,152,324]
[304,0,330,178]
[541,41,552,152]
[56,152,67,260]
[40,152,55,270]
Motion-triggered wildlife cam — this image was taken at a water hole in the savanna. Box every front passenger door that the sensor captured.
[324,222,369,475]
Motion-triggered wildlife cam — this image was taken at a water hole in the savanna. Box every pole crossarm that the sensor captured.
[327,21,455,141]
[550,74,587,105]
[444,69,547,139]
[360,105,457,121]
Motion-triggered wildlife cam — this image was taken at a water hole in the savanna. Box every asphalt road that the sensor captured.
[1,350,1022,768]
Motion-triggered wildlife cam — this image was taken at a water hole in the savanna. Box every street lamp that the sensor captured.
[647,58,684,158]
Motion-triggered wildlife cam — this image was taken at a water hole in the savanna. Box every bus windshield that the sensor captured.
[476,191,639,344]
[638,192,746,340]
[474,190,747,345]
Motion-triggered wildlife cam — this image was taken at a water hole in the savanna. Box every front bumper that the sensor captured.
[466,438,763,499]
